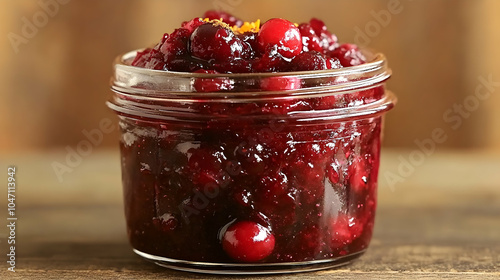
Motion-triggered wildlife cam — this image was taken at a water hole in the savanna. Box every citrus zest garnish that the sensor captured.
[231,19,261,34]
[200,17,261,34]
[199,18,232,29]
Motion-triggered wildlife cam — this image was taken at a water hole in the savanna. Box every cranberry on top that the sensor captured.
[132,10,366,74]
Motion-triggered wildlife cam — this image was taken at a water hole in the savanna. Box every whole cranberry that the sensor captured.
[160,28,191,58]
[190,23,246,62]
[309,18,328,35]
[292,51,342,71]
[330,43,366,67]
[221,221,275,262]
[298,23,323,53]
[258,18,303,59]
[309,18,339,52]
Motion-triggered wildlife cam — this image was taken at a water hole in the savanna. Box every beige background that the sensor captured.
[0,0,499,152]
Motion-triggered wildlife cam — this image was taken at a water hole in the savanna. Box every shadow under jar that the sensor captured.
[107,50,396,275]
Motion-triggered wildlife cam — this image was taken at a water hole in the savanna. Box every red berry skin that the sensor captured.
[222,221,275,262]
[330,43,366,67]
[258,18,303,59]
[309,18,338,52]
[292,51,342,71]
[298,23,323,53]
[160,28,191,59]
[190,23,245,62]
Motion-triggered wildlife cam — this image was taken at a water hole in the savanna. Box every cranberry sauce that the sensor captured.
[110,10,394,267]
[118,89,383,263]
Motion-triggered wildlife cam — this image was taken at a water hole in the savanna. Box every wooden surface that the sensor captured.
[0,149,499,279]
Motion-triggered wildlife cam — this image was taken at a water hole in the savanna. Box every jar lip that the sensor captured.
[115,49,387,79]
[111,49,391,98]
[108,49,396,123]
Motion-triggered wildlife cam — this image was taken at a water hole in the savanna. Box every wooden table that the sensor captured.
[1,149,499,279]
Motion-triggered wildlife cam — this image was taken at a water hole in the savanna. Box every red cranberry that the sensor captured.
[204,10,243,27]
[330,43,366,67]
[193,69,234,92]
[158,28,194,71]
[298,23,323,53]
[190,23,246,62]
[309,18,327,35]
[292,51,342,71]
[221,221,275,262]
[258,18,303,59]
[133,13,369,73]
[299,19,338,54]
[160,28,191,57]
[309,18,338,52]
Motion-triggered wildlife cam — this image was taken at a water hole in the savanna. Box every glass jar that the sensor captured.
[107,50,396,274]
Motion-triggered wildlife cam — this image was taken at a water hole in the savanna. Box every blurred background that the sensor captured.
[0,2,499,276]
[0,0,499,153]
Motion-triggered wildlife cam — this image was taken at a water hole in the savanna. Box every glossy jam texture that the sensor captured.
[119,87,383,263]
[119,11,384,265]
[131,11,365,75]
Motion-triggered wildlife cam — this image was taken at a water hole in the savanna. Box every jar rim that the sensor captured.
[110,49,392,98]
[108,49,396,124]
[115,49,388,79]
